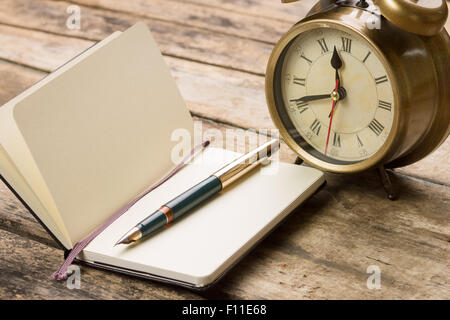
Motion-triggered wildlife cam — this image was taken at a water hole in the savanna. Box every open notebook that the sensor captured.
[0,22,325,289]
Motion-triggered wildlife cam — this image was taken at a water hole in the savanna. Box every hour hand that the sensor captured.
[292,94,331,103]
[331,46,343,74]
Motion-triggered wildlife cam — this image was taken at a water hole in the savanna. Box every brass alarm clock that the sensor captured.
[266,0,450,175]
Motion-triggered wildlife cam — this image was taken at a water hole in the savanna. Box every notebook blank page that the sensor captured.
[10,23,193,244]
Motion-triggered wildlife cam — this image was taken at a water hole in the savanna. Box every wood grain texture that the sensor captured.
[178,0,317,22]
[182,0,450,31]
[70,0,293,43]
[0,59,46,105]
[0,0,448,299]
[395,141,450,187]
[0,228,202,299]
[0,0,273,75]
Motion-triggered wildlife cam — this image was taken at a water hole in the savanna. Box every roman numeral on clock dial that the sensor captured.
[300,54,312,65]
[378,100,392,111]
[341,37,352,53]
[317,38,329,53]
[362,51,371,63]
[375,75,388,85]
[356,134,364,147]
[290,99,308,112]
[368,119,385,136]
[310,119,321,135]
[333,133,341,147]
[293,77,306,86]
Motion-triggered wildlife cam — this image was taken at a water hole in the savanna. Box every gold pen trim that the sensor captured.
[213,139,280,189]
[159,206,174,224]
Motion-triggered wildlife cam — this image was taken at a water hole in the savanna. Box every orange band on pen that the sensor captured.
[159,206,174,224]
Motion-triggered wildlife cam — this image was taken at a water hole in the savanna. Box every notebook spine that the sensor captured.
[0,174,66,250]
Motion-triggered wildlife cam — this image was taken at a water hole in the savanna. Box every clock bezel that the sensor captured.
[266,19,401,173]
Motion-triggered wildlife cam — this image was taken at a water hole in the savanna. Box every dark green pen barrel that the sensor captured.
[167,175,222,219]
[137,176,222,238]
[139,210,167,237]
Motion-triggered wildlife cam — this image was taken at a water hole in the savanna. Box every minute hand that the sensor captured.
[293,94,331,103]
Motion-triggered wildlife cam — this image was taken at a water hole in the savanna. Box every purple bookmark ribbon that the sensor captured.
[52,140,210,281]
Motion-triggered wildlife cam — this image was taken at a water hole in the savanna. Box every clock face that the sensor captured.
[277,27,395,164]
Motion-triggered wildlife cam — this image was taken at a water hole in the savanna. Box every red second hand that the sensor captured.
[325,79,340,156]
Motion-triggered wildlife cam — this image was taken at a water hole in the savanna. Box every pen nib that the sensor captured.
[114,227,142,247]
[113,239,126,247]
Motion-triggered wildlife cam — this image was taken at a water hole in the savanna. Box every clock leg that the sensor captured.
[294,157,304,165]
[377,165,397,201]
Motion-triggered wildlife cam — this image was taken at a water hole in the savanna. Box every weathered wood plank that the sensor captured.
[0,0,272,75]
[0,59,46,105]
[78,0,450,40]
[182,0,450,31]
[0,25,92,73]
[69,0,293,44]
[0,228,203,299]
[179,0,316,23]
[396,141,450,187]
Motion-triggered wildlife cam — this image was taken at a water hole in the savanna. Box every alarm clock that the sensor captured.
[266,0,449,176]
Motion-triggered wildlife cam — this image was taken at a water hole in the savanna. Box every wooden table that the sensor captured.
[0,0,448,300]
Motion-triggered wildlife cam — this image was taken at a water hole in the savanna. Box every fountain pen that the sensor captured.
[115,139,280,246]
